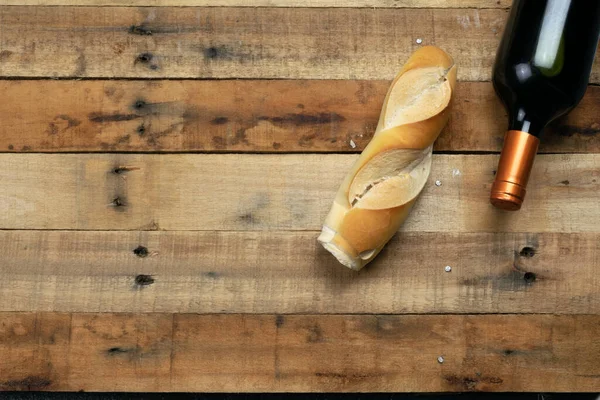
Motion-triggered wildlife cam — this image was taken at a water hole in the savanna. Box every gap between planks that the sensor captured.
[1,80,599,154]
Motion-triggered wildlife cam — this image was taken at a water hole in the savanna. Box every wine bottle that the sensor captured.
[490,0,600,210]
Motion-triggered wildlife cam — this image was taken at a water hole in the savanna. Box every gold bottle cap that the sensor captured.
[490,130,540,211]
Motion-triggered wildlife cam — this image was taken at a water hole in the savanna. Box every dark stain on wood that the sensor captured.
[211,117,229,125]
[0,376,52,391]
[89,112,140,123]
[0,50,13,61]
[238,213,255,224]
[556,124,600,137]
[460,268,534,291]
[212,136,226,149]
[117,135,131,144]
[8,144,14,150]
[203,271,219,279]
[133,246,149,258]
[306,324,324,343]
[203,46,239,61]
[106,346,130,355]
[258,113,346,127]
[272,142,282,149]
[73,48,86,76]
[111,196,126,210]
[444,374,503,391]
[47,123,59,136]
[47,115,81,136]
[559,179,570,185]
[21,145,32,151]
[237,193,270,225]
[275,315,285,328]
[314,372,372,380]
[501,348,532,356]
[134,274,155,287]
[113,166,139,175]
[58,115,81,129]
[355,82,377,105]
[299,133,317,147]
[212,129,249,149]
[234,129,249,145]
[129,25,152,35]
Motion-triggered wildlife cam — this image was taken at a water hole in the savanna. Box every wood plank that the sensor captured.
[4,7,599,82]
[1,230,598,314]
[1,313,599,392]
[2,80,599,154]
[0,154,598,232]
[1,0,512,7]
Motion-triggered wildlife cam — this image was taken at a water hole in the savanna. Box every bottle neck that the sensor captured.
[491,130,540,211]
[508,107,545,138]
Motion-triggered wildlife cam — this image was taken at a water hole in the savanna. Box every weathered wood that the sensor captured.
[0,153,598,232]
[1,313,599,392]
[6,7,599,82]
[1,80,599,153]
[1,0,511,7]
[1,230,598,314]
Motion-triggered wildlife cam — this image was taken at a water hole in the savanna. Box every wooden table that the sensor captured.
[1,0,599,393]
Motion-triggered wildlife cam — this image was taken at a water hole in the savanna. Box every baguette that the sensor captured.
[318,46,457,270]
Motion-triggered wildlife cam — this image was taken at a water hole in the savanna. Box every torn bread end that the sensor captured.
[317,226,362,271]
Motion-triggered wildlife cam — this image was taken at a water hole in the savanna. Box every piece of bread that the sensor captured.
[318,46,456,270]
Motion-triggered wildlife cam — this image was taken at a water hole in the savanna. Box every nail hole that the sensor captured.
[134,100,146,110]
[137,125,146,135]
[133,246,149,258]
[523,272,536,284]
[136,53,153,63]
[205,47,218,58]
[519,247,536,258]
[112,197,124,207]
[134,274,154,286]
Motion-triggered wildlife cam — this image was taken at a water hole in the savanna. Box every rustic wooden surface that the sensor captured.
[1,231,599,314]
[1,81,599,153]
[1,0,599,394]
[1,6,599,81]
[2,313,600,392]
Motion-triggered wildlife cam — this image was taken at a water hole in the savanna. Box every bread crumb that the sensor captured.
[350,139,356,148]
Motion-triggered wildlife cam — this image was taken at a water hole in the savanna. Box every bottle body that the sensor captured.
[491,0,600,210]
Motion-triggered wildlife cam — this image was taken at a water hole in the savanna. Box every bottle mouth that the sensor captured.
[490,130,540,211]
[490,180,526,211]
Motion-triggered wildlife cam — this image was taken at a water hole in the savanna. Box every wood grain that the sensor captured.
[5,6,600,82]
[1,230,598,314]
[1,313,600,392]
[0,0,511,7]
[0,153,598,232]
[2,80,599,153]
